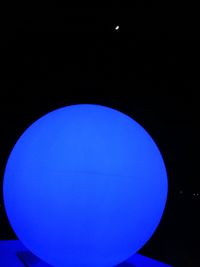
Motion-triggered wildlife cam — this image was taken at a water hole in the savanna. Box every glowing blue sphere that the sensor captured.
[3,104,168,267]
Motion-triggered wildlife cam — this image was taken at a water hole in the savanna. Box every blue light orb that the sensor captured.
[3,104,168,267]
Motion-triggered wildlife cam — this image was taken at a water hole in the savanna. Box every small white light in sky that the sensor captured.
[115,25,120,31]
[179,190,183,194]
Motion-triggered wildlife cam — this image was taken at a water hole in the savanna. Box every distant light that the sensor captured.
[193,193,196,196]
[115,25,120,31]
[197,193,199,196]
[179,190,183,194]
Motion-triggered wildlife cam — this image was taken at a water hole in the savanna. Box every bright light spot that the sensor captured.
[115,25,120,31]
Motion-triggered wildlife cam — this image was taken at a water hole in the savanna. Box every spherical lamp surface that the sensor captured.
[3,104,168,267]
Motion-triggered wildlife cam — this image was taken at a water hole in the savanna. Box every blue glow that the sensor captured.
[127,253,173,267]
[0,241,173,267]
[3,104,168,267]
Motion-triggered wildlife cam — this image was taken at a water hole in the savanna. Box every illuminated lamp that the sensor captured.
[3,104,168,267]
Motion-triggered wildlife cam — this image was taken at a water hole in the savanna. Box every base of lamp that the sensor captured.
[17,250,173,267]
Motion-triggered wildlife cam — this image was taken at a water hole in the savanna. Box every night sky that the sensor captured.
[0,6,199,267]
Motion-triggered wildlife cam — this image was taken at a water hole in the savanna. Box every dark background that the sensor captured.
[0,6,199,267]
